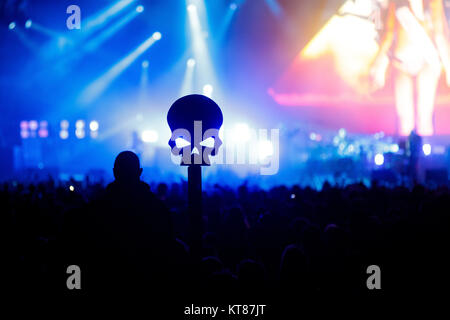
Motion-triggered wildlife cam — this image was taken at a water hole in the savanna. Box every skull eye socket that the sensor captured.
[199,137,215,148]
[175,137,191,148]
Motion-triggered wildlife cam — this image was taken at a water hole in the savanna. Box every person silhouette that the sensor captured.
[62,151,175,295]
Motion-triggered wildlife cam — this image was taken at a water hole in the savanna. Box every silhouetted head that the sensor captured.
[113,151,143,183]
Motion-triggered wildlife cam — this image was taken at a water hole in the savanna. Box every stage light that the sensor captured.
[232,123,250,143]
[29,120,38,131]
[20,131,29,139]
[75,129,85,139]
[390,144,399,153]
[338,128,346,138]
[422,143,431,156]
[258,140,274,161]
[374,153,384,166]
[60,130,69,139]
[79,33,161,104]
[25,20,32,29]
[84,0,136,34]
[187,58,196,68]
[309,132,317,141]
[152,31,162,40]
[290,193,296,199]
[187,4,197,12]
[203,84,213,97]
[89,120,99,131]
[136,5,144,12]
[69,185,75,192]
[83,10,141,53]
[20,121,28,130]
[141,130,158,143]
[38,129,48,138]
[187,0,218,95]
[75,120,85,129]
[9,22,16,30]
[141,60,149,68]
[60,120,69,129]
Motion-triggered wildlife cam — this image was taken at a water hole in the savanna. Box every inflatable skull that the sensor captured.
[167,94,223,166]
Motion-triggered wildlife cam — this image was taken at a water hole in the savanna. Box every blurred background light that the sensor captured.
[141,130,159,143]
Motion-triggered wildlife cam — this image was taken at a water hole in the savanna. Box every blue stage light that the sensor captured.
[136,5,144,13]
[422,144,431,156]
[8,22,16,30]
[141,60,149,68]
[79,33,161,105]
[141,130,158,143]
[152,31,162,40]
[202,84,213,97]
[25,20,32,29]
[187,4,197,12]
[374,153,384,166]
[89,121,99,131]
[187,58,196,68]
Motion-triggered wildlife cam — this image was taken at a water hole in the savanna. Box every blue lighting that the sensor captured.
[136,5,144,13]
[8,22,16,30]
[25,20,32,29]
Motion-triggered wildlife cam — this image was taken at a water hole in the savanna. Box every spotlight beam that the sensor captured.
[186,3,218,97]
[79,33,161,105]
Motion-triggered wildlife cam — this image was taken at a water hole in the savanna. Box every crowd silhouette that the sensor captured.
[2,151,449,304]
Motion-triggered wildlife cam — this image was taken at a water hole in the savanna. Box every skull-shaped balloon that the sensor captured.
[167,94,223,166]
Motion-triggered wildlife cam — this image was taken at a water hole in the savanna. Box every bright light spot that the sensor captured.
[232,123,250,143]
[258,140,274,161]
[230,3,238,10]
[333,136,340,145]
[75,120,85,129]
[390,144,399,153]
[290,193,296,199]
[60,130,69,139]
[175,137,191,148]
[141,130,158,143]
[152,31,162,40]
[25,19,32,28]
[20,131,29,139]
[309,132,317,141]
[136,5,144,13]
[338,128,346,138]
[9,22,16,30]
[29,120,38,131]
[38,129,48,138]
[348,144,355,153]
[141,60,149,68]
[187,58,196,68]
[75,129,85,139]
[187,4,197,12]
[200,137,215,148]
[60,120,69,129]
[422,143,431,156]
[69,185,74,192]
[20,121,28,129]
[374,153,384,166]
[203,84,213,97]
[89,120,99,131]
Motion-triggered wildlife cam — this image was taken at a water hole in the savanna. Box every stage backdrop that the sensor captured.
[269,0,450,135]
